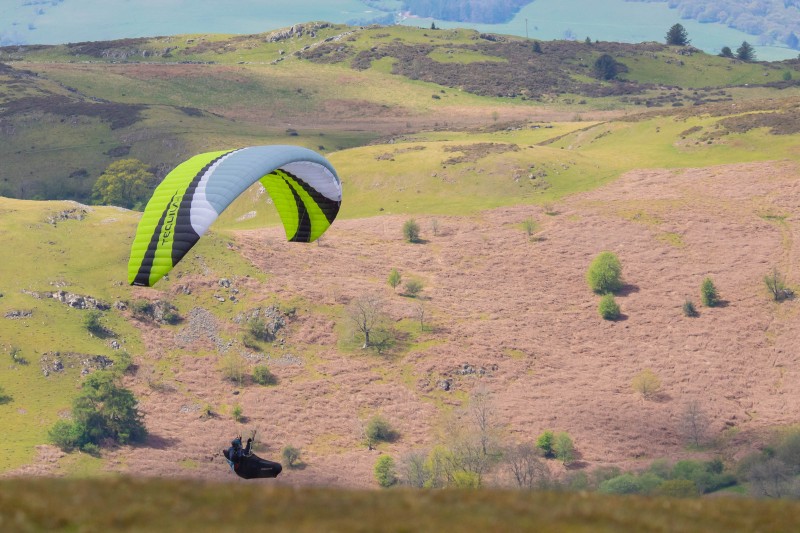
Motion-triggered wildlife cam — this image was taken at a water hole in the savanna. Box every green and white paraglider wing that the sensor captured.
[128,145,342,287]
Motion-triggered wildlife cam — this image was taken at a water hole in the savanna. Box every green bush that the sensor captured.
[374,455,397,487]
[253,364,277,386]
[553,432,575,465]
[586,251,623,294]
[657,479,699,497]
[49,371,146,451]
[599,474,644,495]
[131,299,154,320]
[451,470,480,488]
[48,420,87,451]
[232,404,243,422]
[0,385,11,405]
[247,317,273,342]
[700,277,719,307]
[282,445,301,467]
[403,219,421,243]
[113,351,134,375]
[682,299,698,317]
[536,430,555,458]
[404,279,424,298]
[84,310,105,336]
[81,442,101,457]
[387,268,402,291]
[671,459,736,494]
[365,415,396,445]
[598,293,621,320]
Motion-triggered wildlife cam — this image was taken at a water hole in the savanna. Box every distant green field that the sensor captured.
[1,478,799,532]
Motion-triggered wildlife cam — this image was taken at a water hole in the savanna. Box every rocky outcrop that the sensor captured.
[24,289,110,310]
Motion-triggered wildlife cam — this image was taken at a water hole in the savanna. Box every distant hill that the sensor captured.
[628,0,800,50]
[400,0,533,23]
[2,23,798,203]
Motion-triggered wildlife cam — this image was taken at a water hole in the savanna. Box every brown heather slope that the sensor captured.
[13,159,798,487]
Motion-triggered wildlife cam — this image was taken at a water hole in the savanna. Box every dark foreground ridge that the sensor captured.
[1,477,799,532]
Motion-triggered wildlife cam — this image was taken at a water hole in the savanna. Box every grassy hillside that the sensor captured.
[1,23,799,203]
[0,198,264,471]
[2,478,800,532]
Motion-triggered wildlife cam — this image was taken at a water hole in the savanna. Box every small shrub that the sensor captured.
[632,369,662,400]
[598,293,621,320]
[700,277,719,307]
[160,305,180,325]
[536,430,555,458]
[599,474,644,495]
[0,385,12,405]
[10,346,27,365]
[247,317,273,342]
[682,299,698,317]
[84,310,105,335]
[200,404,215,419]
[586,251,623,294]
[374,455,397,487]
[365,415,396,446]
[282,445,301,467]
[764,268,790,302]
[232,404,243,422]
[451,470,480,488]
[81,442,101,457]
[131,299,154,320]
[220,354,246,385]
[553,432,575,465]
[113,351,134,375]
[521,217,539,238]
[403,219,420,243]
[253,364,277,386]
[404,279,424,298]
[49,420,85,451]
[387,268,402,291]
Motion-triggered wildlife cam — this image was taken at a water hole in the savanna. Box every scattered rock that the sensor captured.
[45,207,88,226]
[4,309,32,319]
[24,289,110,310]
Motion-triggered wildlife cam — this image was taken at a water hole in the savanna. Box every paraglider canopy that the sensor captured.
[128,145,342,287]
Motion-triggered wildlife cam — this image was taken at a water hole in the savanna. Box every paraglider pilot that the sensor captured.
[222,431,282,479]
[225,434,252,472]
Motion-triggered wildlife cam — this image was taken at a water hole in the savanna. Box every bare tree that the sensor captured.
[400,450,430,488]
[414,301,426,332]
[348,294,385,349]
[680,400,710,448]
[749,458,793,498]
[468,387,498,456]
[765,267,792,302]
[505,443,549,489]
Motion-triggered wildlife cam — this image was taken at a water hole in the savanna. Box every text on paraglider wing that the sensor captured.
[161,192,181,246]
